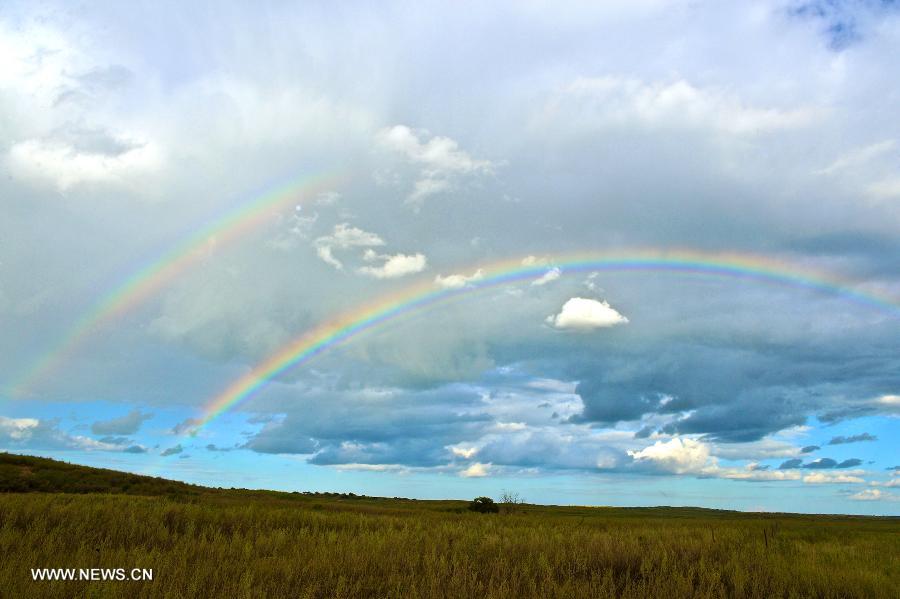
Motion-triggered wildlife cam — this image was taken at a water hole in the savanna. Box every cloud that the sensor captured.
[802,457,863,469]
[546,298,628,330]
[205,444,233,452]
[779,458,804,469]
[160,444,183,457]
[435,269,484,289]
[1,416,123,452]
[358,251,427,279]
[627,437,712,475]
[460,462,490,478]
[531,267,561,286]
[314,223,385,270]
[877,394,900,406]
[123,445,147,454]
[172,418,202,436]
[850,489,900,501]
[377,125,494,205]
[800,445,820,453]
[828,433,877,445]
[8,137,163,191]
[803,472,865,484]
[545,76,816,136]
[91,409,152,435]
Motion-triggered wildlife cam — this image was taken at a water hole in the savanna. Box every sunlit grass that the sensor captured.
[0,453,897,598]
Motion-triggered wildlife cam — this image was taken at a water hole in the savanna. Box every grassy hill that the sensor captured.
[0,452,897,598]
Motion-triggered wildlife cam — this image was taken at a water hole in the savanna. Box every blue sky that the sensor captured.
[1,0,899,514]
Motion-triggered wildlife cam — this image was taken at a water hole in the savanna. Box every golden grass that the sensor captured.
[0,491,897,598]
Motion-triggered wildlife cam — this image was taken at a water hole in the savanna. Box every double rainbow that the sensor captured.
[196,249,900,429]
[7,171,347,396]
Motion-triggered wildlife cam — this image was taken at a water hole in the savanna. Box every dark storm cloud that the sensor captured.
[780,458,804,469]
[243,386,490,460]
[803,458,838,469]
[160,444,183,457]
[567,331,900,442]
[828,433,877,445]
[91,410,152,435]
[634,426,655,439]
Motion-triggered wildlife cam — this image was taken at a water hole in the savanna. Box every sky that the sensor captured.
[1,0,899,515]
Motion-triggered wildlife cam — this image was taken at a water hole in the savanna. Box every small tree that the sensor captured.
[468,496,499,513]
[499,490,524,513]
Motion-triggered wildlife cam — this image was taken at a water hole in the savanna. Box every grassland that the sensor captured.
[0,453,897,598]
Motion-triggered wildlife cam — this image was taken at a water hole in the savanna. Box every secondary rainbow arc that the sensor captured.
[196,249,900,430]
[7,171,347,396]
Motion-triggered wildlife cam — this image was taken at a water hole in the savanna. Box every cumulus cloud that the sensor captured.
[435,269,484,289]
[546,298,628,330]
[91,409,152,435]
[313,223,385,270]
[8,137,163,191]
[850,489,899,501]
[358,251,427,279]
[531,267,561,286]
[460,462,490,478]
[1,416,128,452]
[377,125,494,205]
[627,437,712,475]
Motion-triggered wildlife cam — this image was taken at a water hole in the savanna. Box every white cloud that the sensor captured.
[850,489,900,501]
[870,478,900,488]
[531,267,561,286]
[448,444,479,459]
[435,269,484,289]
[877,394,900,406]
[377,125,494,205]
[358,252,427,279]
[803,472,865,484]
[546,76,816,135]
[313,223,385,269]
[521,255,549,266]
[460,462,490,477]
[0,416,124,451]
[0,416,40,441]
[628,437,712,474]
[546,297,629,330]
[717,467,802,482]
[8,138,163,191]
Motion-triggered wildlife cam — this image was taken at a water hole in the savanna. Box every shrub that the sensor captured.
[467,496,499,513]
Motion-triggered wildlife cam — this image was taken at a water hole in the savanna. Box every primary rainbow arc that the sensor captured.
[196,249,900,430]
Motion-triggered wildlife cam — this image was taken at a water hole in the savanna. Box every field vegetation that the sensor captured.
[0,453,897,598]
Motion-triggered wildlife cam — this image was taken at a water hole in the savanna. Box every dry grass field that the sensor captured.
[0,453,897,598]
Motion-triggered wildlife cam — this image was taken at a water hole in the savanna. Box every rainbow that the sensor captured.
[7,170,348,396]
[196,249,900,429]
